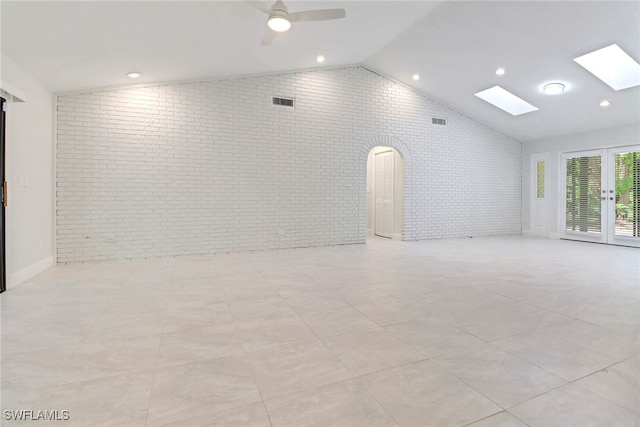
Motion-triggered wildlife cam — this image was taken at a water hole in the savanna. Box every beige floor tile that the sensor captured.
[412,287,513,321]
[509,383,640,427]
[323,328,424,376]
[574,361,640,415]
[343,292,427,326]
[162,303,235,332]
[383,316,485,359]
[158,402,271,427]
[57,334,162,384]
[2,346,73,390]
[31,370,156,427]
[247,340,352,399]
[494,329,618,381]
[296,303,379,337]
[158,325,245,367]
[535,320,639,360]
[445,302,572,342]
[3,237,639,427]
[578,309,640,336]
[432,342,566,408]
[236,315,319,353]
[265,379,398,427]
[146,356,261,426]
[357,359,501,426]
[466,411,528,427]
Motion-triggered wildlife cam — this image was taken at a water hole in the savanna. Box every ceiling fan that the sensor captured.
[248,0,346,46]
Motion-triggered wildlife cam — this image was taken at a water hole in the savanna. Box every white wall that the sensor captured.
[1,55,54,287]
[523,124,640,236]
[366,146,403,239]
[56,66,522,262]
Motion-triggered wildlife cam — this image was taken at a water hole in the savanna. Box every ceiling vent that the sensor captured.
[432,118,446,125]
[273,97,294,107]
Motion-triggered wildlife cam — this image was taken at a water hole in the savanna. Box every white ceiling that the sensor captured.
[2,1,639,142]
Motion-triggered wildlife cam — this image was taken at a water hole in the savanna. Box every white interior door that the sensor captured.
[561,146,640,247]
[374,150,394,238]
[530,153,549,236]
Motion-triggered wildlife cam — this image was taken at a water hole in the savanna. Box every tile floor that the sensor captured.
[1,236,639,426]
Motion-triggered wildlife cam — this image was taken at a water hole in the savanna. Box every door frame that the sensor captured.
[1,96,6,293]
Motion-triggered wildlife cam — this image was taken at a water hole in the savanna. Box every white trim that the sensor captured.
[522,229,533,236]
[52,92,58,262]
[0,79,27,102]
[392,232,402,240]
[7,256,54,289]
[549,232,561,239]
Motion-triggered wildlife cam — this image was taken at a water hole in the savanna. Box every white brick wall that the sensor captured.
[56,66,521,262]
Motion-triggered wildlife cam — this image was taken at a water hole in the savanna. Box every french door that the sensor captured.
[561,146,640,247]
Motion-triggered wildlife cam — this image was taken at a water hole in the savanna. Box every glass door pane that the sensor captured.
[609,148,640,247]
[614,151,639,237]
[565,155,602,234]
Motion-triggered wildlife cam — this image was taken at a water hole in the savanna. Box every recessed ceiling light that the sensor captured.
[574,44,640,91]
[126,72,141,79]
[600,100,611,107]
[268,15,291,32]
[412,74,420,81]
[542,83,565,95]
[474,85,538,116]
[496,68,505,76]
[316,55,325,63]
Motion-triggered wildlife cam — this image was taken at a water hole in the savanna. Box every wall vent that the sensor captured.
[432,118,446,125]
[273,97,294,107]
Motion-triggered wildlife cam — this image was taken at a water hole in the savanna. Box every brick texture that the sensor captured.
[56,66,521,262]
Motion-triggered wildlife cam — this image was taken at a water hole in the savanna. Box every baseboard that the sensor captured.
[548,232,561,239]
[522,229,533,236]
[392,233,402,241]
[7,256,54,289]
[367,228,373,236]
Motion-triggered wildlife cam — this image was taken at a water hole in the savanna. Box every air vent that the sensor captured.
[273,97,294,107]
[432,118,446,125]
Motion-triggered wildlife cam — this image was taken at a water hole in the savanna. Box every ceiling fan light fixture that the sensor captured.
[268,10,291,32]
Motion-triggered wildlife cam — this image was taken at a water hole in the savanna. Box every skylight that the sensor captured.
[574,44,640,91]
[474,86,538,116]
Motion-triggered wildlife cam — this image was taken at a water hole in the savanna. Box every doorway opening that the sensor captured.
[366,146,403,240]
[560,145,640,248]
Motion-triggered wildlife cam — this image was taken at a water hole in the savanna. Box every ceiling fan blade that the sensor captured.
[246,0,271,15]
[261,30,278,46]
[290,9,346,22]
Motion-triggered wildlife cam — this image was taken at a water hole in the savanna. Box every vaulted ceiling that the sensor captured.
[2,1,638,142]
